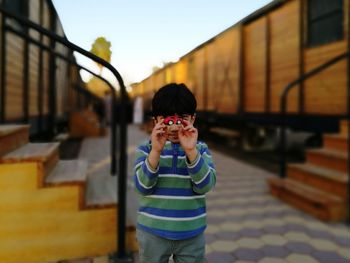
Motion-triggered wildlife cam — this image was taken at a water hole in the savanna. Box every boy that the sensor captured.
[134,83,216,263]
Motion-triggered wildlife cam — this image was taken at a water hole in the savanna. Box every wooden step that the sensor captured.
[268,177,347,221]
[85,183,116,209]
[53,132,70,142]
[306,148,348,172]
[288,164,348,198]
[0,162,137,263]
[45,160,88,209]
[0,163,38,190]
[0,207,136,263]
[340,120,348,135]
[323,134,348,152]
[0,186,83,213]
[0,125,29,157]
[0,143,60,185]
[46,160,88,186]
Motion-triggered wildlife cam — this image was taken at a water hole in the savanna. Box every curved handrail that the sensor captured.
[279,51,350,178]
[5,25,116,93]
[279,51,350,223]
[0,7,130,259]
[0,6,123,174]
[74,84,102,103]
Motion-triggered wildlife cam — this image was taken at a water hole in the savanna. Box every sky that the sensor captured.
[52,0,273,89]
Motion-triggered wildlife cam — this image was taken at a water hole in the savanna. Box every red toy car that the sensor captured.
[164,115,183,126]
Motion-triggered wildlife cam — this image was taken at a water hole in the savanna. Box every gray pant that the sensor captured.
[136,229,205,263]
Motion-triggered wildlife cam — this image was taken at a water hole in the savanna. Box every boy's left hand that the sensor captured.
[178,119,198,154]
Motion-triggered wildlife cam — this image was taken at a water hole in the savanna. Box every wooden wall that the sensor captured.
[269,0,300,113]
[214,27,240,114]
[42,1,50,116]
[303,0,349,115]
[5,34,24,120]
[142,77,154,113]
[192,47,206,110]
[55,19,69,118]
[153,69,165,91]
[174,58,187,85]
[206,41,217,111]
[129,82,141,98]
[244,18,267,113]
[165,64,175,84]
[304,42,348,115]
[29,0,40,117]
[135,0,350,118]
[68,65,78,112]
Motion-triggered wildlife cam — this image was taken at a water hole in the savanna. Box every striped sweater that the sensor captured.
[134,140,216,240]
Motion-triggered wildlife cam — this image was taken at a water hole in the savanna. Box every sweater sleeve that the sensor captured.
[133,142,159,195]
[186,142,216,194]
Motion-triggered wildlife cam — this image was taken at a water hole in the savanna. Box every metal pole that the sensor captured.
[279,86,288,178]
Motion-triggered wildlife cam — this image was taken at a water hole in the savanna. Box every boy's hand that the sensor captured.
[151,119,167,153]
[178,119,198,162]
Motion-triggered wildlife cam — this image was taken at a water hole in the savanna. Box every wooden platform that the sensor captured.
[306,148,348,172]
[269,177,346,221]
[0,125,137,263]
[0,125,29,157]
[268,119,349,222]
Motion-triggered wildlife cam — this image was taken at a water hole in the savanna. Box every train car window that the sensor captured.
[2,0,28,31]
[307,0,344,47]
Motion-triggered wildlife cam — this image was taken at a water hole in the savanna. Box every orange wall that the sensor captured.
[244,18,267,113]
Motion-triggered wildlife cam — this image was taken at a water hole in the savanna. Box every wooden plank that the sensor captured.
[214,28,240,113]
[268,177,346,221]
[29,0,40,23]
[206,42,217,111]
[174,59,187,85]
[192,47,206,110]
[307,148,348,173]
[323,134,348,152]
[0,143,60,162]
[288,163,348,198]
[304,41,348,115]
[0,125,29,137]
[269,0,300,113]
[46,160,88,185]
[340,120,348,135]
[0,163,38,190]
[6,36,23,51]
[0,127,30,158]
[244,17,267,112]
[0,187,81,212]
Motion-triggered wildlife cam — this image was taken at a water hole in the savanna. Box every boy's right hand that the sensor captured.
[151,119,167,153]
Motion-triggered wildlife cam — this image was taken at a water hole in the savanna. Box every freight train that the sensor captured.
[0,0,98,138]
[130,0,349,151]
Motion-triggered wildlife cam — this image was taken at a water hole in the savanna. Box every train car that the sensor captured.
[0,0,94,138]
[131,0,349,149]
[0,1,131,261]
[130,0,350,221]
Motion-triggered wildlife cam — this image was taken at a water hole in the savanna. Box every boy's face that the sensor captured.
[154,114,195,143]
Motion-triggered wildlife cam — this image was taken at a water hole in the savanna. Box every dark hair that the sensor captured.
[152,83,197,117]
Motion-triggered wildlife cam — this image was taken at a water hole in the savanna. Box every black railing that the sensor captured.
[6,24,116,100]
[74,84,103,111]
[0,6,131,261]
[279,51,350,221]
[6,24,116,96]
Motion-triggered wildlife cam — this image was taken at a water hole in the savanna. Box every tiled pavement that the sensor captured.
[76,124,350,263]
